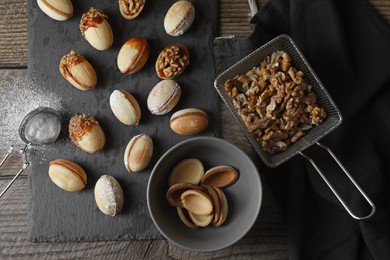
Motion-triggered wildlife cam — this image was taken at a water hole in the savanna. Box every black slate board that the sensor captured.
[27,0,218,242]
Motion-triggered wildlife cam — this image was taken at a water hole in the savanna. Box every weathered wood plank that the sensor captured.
[0,0,27,68]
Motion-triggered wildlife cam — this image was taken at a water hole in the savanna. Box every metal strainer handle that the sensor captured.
[0,144,30,199]
[300,142,376,220]
[247,0,258,18]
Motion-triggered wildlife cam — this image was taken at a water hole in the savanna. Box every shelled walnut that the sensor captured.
[156,44,190,79]
[118,0,145,20]
[224,51,326,154]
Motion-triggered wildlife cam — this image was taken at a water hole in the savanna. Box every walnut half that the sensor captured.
[155,44,190,79]
[118,0,145,20]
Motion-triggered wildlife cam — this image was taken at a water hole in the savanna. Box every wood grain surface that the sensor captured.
[1,0,389,259]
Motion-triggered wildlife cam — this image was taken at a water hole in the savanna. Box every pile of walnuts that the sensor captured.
[224,51,326,154]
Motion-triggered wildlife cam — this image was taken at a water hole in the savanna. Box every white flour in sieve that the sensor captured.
[0,70,63,148]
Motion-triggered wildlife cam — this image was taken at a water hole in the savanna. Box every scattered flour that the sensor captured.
[0,70,63,148]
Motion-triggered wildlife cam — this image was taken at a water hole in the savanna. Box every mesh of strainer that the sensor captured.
[0,107,62,199]
[214,34,342,168]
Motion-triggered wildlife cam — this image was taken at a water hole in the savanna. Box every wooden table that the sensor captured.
[0,0,388,258]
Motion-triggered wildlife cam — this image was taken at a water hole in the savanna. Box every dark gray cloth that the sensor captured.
[214,0,390,259]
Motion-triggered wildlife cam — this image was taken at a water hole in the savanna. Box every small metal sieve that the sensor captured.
[0,107,62,198]
[214,34,375,220]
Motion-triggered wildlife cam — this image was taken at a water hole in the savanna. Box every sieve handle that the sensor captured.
[0,146,13,168]
[0,144,30,199]
[299,142,376,220]
[247,0,258,17]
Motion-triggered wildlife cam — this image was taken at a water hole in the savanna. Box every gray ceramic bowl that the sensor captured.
[147,137,262,252]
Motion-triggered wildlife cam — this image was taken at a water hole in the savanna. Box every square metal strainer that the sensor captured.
[214,34,375,220]
[215,34,342,168]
